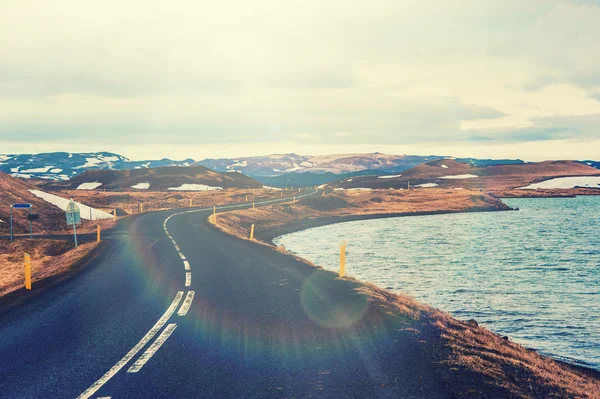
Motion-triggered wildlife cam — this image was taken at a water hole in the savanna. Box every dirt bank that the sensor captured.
[0,239,101,300]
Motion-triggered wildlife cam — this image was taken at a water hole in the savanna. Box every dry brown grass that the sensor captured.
[214,188,509,241]
[57,188,290,216]
[0,239,99,297]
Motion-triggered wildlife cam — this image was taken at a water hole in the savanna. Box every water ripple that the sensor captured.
[275,196,600,371]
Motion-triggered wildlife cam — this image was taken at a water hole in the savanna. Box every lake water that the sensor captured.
[274,196,600,371]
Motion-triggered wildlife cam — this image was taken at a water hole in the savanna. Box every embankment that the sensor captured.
[0,239,104,311]
[212,189,600,399]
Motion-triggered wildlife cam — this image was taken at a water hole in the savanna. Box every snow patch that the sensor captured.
[440,165,449,169]
[131,182,150,189]
[29,190,113,220]
[10,173,31,179]
[168,184,223,191]
[262,186,283,190]
[49,168,63,173]
[76,182,103,190]
[227,160,248,169]
[519,176,600,190]
[21,166,52,173]
[415,183,439,188]
[440,174,478,179]
[378,174,401,179]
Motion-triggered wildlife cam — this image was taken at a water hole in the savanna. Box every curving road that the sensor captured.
[0,192,450,399]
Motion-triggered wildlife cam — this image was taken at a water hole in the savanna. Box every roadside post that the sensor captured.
[252,202,255,209]
[113,209,117,221]
[339,241,346,277]
[246,195,248,202]
[24,253,31,290]
[189,199,192,207]
[65,199,81,248]
[97,224,101,242]
[27,213,39,239]
[250,224,255,240]
[212,206,217,224]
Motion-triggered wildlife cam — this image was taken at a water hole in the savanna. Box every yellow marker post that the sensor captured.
[213,206,217,224]
[245,195,248,202]
[293,196,296,203]
[339,241,346,277]
[113,210,117,221]
[252,202,255,209]
[189,199,193,207]
[250,224,255,240]
[97,224,101,242]
[140,203,144,213]
[322,190,325,197]
[24,253,31,290]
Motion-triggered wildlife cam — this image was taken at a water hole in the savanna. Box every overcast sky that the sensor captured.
[1,0,599,161]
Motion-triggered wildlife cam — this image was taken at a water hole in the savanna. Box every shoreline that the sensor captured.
[259,206,514,244]
[265,207,600,378]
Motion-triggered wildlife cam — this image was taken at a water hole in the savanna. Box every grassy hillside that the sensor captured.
[0,173,65,234]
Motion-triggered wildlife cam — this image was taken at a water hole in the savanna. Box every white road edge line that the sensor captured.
[178,291,195,316]
[77,292,184,399]
[185,272,191,287]
[127,324,178,373]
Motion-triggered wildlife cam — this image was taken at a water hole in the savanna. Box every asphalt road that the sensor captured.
[0,192,450,399]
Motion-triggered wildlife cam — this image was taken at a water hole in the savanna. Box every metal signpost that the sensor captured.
[10,203,32,242]
[65,199,81,247]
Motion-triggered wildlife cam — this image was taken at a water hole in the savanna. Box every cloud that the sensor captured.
[459,104,506,120]
[524,4,600,91]
[0,0,599,159]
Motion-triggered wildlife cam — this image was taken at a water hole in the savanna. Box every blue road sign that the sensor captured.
[13,203,31,208]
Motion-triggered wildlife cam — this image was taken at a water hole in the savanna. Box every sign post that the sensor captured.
[65,199,81,248]
[10,203,32,243]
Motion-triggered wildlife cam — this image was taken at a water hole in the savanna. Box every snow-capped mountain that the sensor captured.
[0,152,194,180]
[197,153,444,177]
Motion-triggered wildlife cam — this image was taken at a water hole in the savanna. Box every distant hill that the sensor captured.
[329,159,600,191]
[42,166,263,191]
[581,160,600,170]
[456,158,525,166]
[0,152,194,181]
[254,169,393,188]
[0,173,65,234]
[197,153,445,177]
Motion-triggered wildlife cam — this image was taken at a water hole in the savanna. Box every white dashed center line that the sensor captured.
[178,291,195,316]
[127,324,178,373]
[77,292,184,399]
[185,272,191,287]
